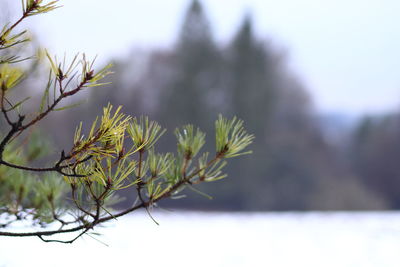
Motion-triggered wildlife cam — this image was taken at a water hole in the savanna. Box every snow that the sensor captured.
[1,211,400,267]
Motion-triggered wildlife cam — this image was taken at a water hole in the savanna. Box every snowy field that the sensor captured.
[1,211,400,267]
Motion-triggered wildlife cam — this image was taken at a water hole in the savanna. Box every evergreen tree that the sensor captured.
[0,0,253,243]
[223,14,335,210]
[156,0,222,130]
[350,115,400,208]
[227,14,276,135]
[205,15,274,209]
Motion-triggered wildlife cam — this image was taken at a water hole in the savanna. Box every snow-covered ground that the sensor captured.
[1,211,400,267]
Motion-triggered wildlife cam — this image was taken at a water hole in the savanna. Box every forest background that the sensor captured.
[3,0,399,211]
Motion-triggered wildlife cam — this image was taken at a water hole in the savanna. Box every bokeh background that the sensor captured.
[3,0,400,211]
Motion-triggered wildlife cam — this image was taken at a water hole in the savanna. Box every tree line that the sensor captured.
[45,0,399,211]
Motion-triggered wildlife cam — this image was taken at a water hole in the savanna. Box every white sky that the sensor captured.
[8,0,400,116]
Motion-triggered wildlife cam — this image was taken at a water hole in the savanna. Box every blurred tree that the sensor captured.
[350,115,400,208]
[156,0,222,130]
[218,14,317,210]
[226,14,276,133]
[202,14,278,209]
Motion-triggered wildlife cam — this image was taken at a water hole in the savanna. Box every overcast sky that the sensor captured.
[10,0,400,116]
